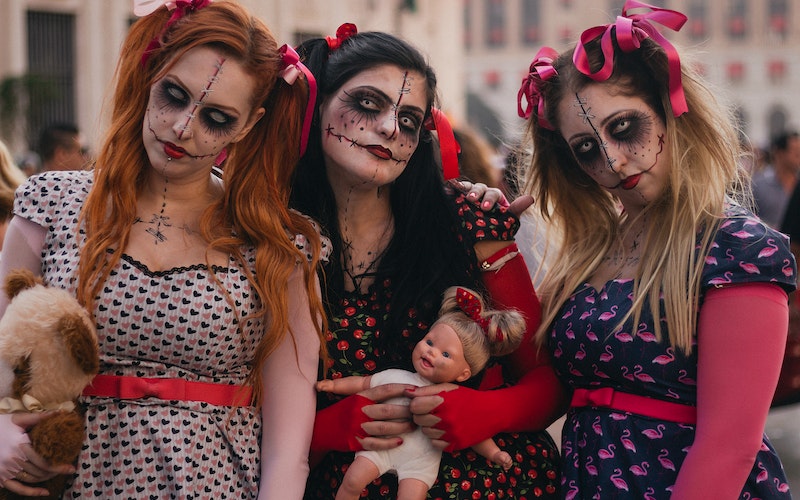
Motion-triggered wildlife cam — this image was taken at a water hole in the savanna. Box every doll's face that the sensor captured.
[412,323,472,384]
[557,83,671,215]
[319,64,427,189]
[142,46,264,177]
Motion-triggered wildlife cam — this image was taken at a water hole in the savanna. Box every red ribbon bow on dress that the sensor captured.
[134,0,213,66]
[326,23,358,51]
[517,46,559,130]
[279,44,317,157]
[455,287,503,341]
[572,0,688,117]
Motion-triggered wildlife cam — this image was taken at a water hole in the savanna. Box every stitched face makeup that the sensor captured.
[320,64,427,188]
[557,84,669,209]
[143,46,257,171]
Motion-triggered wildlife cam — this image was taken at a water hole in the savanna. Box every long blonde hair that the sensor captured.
[76,1,325,403]
[521,37,746,354]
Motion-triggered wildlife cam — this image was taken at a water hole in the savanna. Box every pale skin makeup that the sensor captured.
[131,45,264,270]
[320,64,426,192]
[557,84,669,220]
[557,84,670,289]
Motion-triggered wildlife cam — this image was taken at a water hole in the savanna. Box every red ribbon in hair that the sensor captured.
[326,23,358,51]
[455,287,503,342]
[135,0,213,66]
[572,0,688,117]
[517,46,559,130]
[424,108,460,181]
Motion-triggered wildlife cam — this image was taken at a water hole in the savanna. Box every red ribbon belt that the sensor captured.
[571,387,696,424]
[82,374,253,407]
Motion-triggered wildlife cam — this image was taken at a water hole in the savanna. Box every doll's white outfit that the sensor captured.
[356,368,440,487]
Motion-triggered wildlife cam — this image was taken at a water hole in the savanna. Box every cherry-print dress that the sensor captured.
[305,192,561,499]
[549,207,796,499]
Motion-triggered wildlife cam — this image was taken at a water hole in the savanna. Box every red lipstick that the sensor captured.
[164,142,186,159]
[621,174,641,190]
[365,145,393,160]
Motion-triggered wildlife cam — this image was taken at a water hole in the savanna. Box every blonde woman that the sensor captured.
[518,0,795,498]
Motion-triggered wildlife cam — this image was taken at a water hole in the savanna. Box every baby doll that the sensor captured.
[316,286,526,500]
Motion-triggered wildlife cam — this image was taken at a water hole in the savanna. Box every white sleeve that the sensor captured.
[0,216,46,396]
[257,265,320,500]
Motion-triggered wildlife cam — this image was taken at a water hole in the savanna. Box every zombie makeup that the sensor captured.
[323,69,424,169]
[562,89,666,196]
[139,46,260,243]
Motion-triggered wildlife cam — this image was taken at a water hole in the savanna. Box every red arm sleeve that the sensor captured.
[431,247,569,451]
[670,283,788,499]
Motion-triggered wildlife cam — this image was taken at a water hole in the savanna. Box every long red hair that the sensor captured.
[77,0,324,404]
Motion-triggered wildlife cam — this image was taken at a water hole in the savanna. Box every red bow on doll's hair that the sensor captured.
[326,23,358,51]
[134,0,213,66]
[517,46,559,130]
[455,288,503,341]
[572,0,688,116]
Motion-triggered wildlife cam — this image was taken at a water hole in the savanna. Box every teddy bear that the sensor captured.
[0,269,99,500]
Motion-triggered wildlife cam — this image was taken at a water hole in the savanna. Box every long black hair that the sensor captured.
[291,31,478,348]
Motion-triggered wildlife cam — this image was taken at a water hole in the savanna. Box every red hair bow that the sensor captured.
[455,288,503,341]
[134,0,213,66]
[517,46,559,130]
[572,0,688,117]
[326,23,358,51]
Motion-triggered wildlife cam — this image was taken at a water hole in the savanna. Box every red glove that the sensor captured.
[431,362,566,452]
[481,245,544,379]
[310,394,372,453]
[426,244,567,452]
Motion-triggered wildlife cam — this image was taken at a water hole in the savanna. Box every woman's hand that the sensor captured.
[312,383,416,453]
[356,383,416,450]
[405,383,462,451]
[1,412,74,497]
[449,180,507,210]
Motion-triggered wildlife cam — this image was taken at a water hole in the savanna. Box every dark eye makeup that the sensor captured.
[154,79,238,136]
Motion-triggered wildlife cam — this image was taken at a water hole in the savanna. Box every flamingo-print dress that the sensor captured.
[549,207,796,499]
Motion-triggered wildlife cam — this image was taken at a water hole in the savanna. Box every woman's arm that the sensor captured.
[0,216,46,318]
[257,266,320,500]
[671,283,788,499]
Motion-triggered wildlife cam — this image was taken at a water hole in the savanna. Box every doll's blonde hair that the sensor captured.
[434,286,526,376]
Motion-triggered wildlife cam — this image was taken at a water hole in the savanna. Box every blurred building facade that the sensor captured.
[0,0,797,157]
[465,0,800,149]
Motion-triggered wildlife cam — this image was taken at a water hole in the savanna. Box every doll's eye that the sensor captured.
[426,339,433,346]
[442,351,450,358]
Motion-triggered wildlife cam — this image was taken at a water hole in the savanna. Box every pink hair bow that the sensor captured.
[517,46,559,130]
[326,23,358,51]
[455,288,503,342]
[279,44,317,157]
[572,0,688,117]
[134,0,212,66]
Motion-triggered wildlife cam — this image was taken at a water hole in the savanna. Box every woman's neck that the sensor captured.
[334,185,395,293]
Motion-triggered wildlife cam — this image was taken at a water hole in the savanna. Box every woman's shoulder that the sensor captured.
[290,209,331,264]
[14,170,92,224]
[702,204,796,291]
